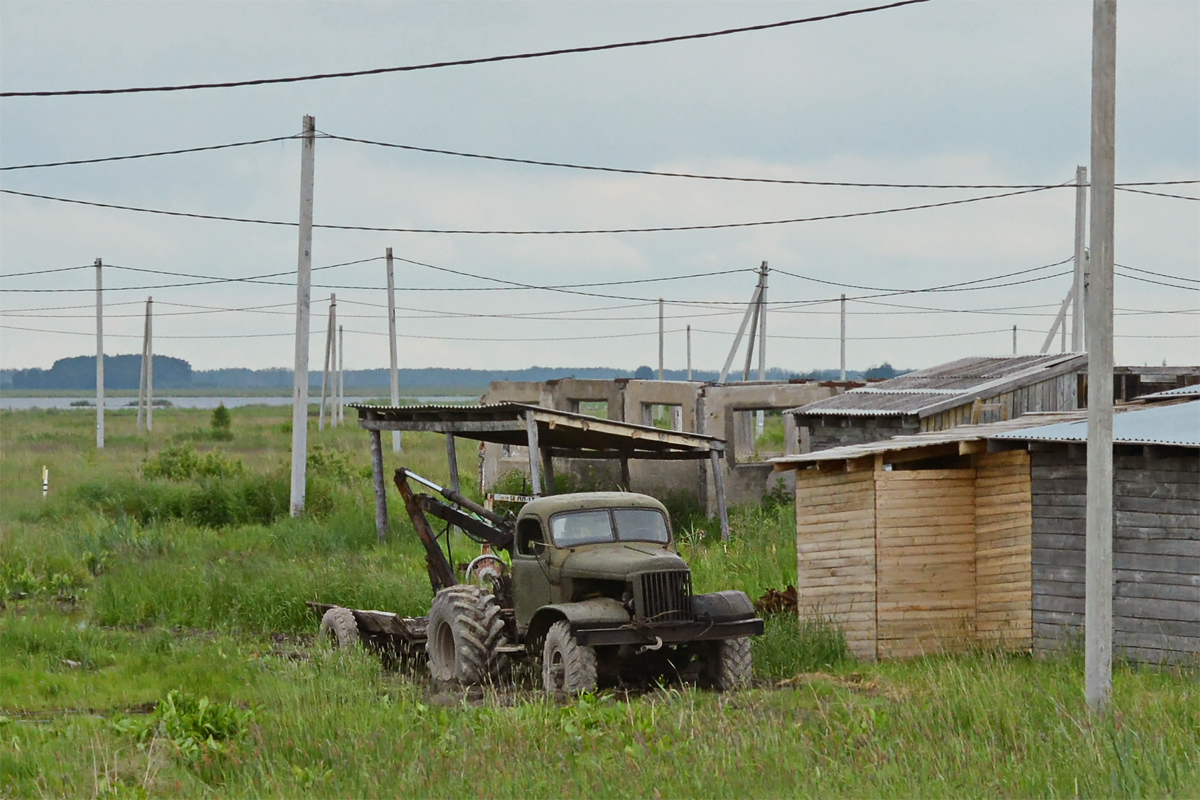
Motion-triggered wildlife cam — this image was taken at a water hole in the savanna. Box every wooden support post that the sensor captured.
[386,248,402,452]
[710,449,730,541]
[620,453,631,490]
[525,410,543,497]
[1040,289,1074,354]
[290,114,316,516]
[541,446,556,495]
[370,429,388,543]
[1073,165,1088,351]
[840,293,847,381]
[1085,0,1115,713]
[319,294,334,431]
[445,433,460,494]
[658,298,665,381]
[95,258,104,449]
[742,291,760,382]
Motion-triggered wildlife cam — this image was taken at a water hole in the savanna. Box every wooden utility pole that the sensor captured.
[386,247,402,452]
[1073,165,1089,351]
[840,294,847,381]
[136,297,154,433]
[1085,0,1116,713]
[290,115,316,516]
[658,298,665,381]
[95,258,104,449]
[319,295,335,431]
[686,325,692,381]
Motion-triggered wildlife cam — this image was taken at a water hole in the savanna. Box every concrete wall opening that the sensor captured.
[643,403,684,431]
[733,408,786,463]
[573,400,609,419]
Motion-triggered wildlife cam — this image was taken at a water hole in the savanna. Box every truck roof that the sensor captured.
[518,491,668,519]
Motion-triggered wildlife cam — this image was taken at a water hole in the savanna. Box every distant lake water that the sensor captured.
[0,396,477,411]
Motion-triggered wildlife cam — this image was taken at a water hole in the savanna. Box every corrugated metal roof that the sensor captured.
[992,400,1200,448]
[1137,384,1200,402]
[771,411,1088,468]
[789,353,1086,418]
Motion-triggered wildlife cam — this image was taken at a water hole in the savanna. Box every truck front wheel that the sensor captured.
[426,585,508,685]
[704,637,752,691]
[542,620,597,696]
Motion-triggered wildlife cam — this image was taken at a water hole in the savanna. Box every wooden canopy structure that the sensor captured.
[353,402,731,539]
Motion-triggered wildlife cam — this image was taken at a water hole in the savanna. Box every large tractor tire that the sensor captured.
[426,585,508,685]
[319,607,360,649]
[704,637,752,691]
[542,620,597,696]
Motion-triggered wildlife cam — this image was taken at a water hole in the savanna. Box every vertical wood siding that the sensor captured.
[795,469,877,659]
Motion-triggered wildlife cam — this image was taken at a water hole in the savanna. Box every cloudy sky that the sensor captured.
[1,0,1196,375]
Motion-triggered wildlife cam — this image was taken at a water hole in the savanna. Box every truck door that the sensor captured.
[512,517,553,633]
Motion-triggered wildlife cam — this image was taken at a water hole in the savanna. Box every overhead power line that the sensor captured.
[0,136,299,171]
[1115,263,1199,284]
[0,184,1058,235]
[319,133,1200,192]
[1115,187,1200,201]
[1,1,928,98]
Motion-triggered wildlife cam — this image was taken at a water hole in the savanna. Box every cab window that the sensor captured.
[613,508,670,544]
[549,510,614,547]
[516,518,545,555]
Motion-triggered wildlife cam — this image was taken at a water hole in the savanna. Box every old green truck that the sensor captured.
[312,469,763,695]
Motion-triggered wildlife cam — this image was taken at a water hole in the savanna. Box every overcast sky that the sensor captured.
[1,0,1196,376]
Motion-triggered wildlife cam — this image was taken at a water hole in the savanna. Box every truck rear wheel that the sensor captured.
[704,637,752,691]
[319,607,360,649]
[542,620,597,696]
[426,585,508,685]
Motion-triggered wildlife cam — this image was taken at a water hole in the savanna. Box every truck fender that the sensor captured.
[527,598,630,647]
[691,590,757,623]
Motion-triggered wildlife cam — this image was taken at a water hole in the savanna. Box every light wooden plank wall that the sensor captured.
[1031,449,1199,664]
[920,373,1078,432]
[975,450,1033,649]
[795,469,877,660]
[875,469,977,659]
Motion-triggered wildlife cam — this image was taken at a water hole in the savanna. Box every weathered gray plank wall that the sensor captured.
[1031,446,1199,664]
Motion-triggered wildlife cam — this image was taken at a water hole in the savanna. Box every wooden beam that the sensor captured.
[525,410,543,497]
[369,429,388,543]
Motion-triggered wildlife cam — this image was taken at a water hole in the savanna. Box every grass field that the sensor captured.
[1,405,1197,798]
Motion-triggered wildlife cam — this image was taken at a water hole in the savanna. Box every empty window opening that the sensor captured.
[643,403,683,431]
[575,400,609,419]
[734,408,786,462]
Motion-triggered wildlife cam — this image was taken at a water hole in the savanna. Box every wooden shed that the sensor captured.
[773,400,1199,664]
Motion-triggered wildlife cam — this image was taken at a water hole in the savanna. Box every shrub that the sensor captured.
[143,445,244,482]
[211,403,232,435]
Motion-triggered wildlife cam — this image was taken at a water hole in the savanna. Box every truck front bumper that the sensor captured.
[573,618,764,647]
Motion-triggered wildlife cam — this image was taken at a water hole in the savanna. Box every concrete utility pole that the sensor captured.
[719,270,764,384]
[95,258,104,449]
[1013,325,1018,355]
[1073,165,1089,351]
[1085,0,1116,713]
[290,114,316,516]
[840,294,847,381]
[319,295,334,431]
[658,298,665,381]
[686,325,692,381]
[338,324,345,426]
[386,247,402,452]
[756,262,768,436]
[137,297,154,433]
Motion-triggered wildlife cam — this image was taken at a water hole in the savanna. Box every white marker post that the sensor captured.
[1085,0,1116,713]
[386,247,402,452]
[290,115,316,516]
[42,466,49,498]
[95,258,104,449]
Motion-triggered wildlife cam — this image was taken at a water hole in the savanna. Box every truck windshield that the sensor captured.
[549,508,670,547]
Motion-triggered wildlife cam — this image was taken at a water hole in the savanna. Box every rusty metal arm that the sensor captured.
[415,494,514,552]
[394,469,457,592]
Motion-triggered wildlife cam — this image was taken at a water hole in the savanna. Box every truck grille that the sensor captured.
[634,570,693,623]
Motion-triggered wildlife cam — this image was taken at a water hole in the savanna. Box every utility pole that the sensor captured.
[1013,325,1018,355]
[290,114,316,516]
[840,294,847,381]
[137,298,149,433]
[386,247,402,451]
[658,298,664,381]
[1085,0,1116,713]
[686,325,692,381]
[319,295,335,431]
[95,258,104,449]
[1073,165,1089,351]
[338,324,345,426]
[719,270,764,384]
[756,262,768,436]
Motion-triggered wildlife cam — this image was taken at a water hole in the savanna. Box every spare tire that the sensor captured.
[319,606,360,649]
[426,585,508,685]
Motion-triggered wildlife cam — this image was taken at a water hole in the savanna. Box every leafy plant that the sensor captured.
[142,445,244,482]
[114,690,254,764]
